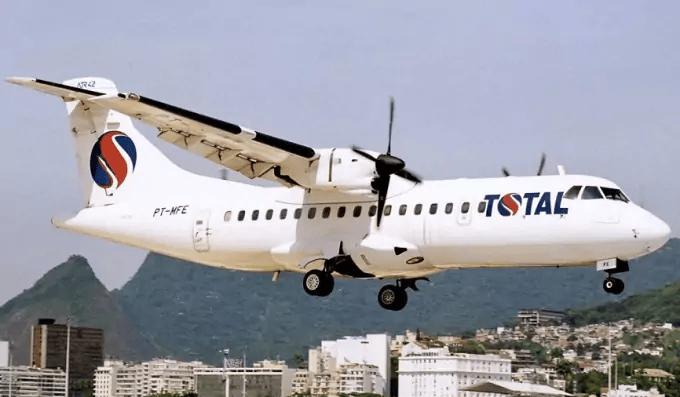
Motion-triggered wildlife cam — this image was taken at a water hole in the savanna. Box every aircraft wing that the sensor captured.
[9,77,318,186]
[92,92,317,185]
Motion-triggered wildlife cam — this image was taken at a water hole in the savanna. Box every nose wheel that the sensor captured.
[303,269,335,297]
[603,277,624,295]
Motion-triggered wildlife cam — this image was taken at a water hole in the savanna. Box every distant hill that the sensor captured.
[568,279,680,326]
[114,239,680,365]
[2,241,678,365]
[0,255,157,365]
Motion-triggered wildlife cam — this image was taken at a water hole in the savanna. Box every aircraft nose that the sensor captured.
[638,213,671,251]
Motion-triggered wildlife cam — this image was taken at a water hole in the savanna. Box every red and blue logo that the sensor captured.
[89,131,137,190]
[498,193,522,216]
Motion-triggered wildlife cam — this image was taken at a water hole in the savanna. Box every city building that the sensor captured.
[194,365,294,397]
[606,384,664,397]
[517,309,567,328]
[94,359,207,397]
[398,343,512,397]
[30,318,104,393]
[0,366,66,397]
[319,333,391,396]
[335,363,384,396]
[0,341,8,367]
[290,369,310,395]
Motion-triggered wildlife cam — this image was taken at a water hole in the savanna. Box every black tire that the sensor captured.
[378,285,408,311]
[603,277,624,294]
[316,272,335,297]
[303,270,334,297]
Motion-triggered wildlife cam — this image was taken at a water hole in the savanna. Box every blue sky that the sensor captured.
[1,1,679,303]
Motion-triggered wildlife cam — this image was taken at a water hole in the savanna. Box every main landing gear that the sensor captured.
[377,278,428,311]
[303,269,334,297]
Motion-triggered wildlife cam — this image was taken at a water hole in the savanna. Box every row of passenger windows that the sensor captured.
[223,201,482,222]
[564,185,629,202]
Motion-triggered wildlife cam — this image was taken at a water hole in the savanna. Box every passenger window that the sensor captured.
[414,204,422,215]
[337,206,346,218]
[399,204,407,215]
[384,205,392,216]
[461,202,470,214]
[369,205,377,217]
[564,185,582,199]
[477,201,486,213]
[322,207,331,218]
[238,210,246,221]
[582,186,603,200]
[429,203,438,215]
[266,209,273,220]
[308,207,317,219]
[252,210,259,221]
[294,208,302,219]
[353,206,362,217]
[445,203,453,214]
[224,211,232,222]
[280,209,288,220]
[601,187,630,203]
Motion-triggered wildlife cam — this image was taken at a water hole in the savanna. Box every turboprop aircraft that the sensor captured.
[7,77,671,311]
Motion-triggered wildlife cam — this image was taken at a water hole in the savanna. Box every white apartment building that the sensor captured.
[398,343,512,397]
[0,366,66,397]
[607,385,665,397]
[335,363,384,396]
[0,341,8,367]
[94,359,206,397]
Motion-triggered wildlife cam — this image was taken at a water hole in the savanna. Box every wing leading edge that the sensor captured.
[8,77,318,186]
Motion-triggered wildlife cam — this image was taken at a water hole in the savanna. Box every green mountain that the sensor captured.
[0,255,157,365]
[114,239,680,365]
[2,240,679,366]
[568,279,680,326]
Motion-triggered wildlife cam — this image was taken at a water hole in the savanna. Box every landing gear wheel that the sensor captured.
[603,277,624,295]
[378,285,408,311]
[303,270,334,297]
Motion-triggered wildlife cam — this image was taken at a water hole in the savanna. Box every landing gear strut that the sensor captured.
[377,278,429,311]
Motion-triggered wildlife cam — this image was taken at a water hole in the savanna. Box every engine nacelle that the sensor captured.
[301,148,378,193]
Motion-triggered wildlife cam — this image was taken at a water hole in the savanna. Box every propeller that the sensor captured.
[502,153,547,177]
[352,97,422,227]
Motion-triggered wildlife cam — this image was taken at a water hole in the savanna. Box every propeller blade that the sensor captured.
[395,168,422,184]
[387,97,394,155]
[537,153,546,176]
[502,167,511,177]
[351,146,377,161]
[374,175,390,228]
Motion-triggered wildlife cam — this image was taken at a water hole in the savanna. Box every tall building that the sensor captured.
[30,318,104,393]
[301,333,391,397]
[0,366,66,397]
[94,359,206,397]
[398,343,512,397]
[0,341,8,367]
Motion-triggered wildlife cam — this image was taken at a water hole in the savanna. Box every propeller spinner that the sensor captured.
[352,98,421,227]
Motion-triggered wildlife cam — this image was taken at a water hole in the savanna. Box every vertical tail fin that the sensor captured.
[8,77,183,207]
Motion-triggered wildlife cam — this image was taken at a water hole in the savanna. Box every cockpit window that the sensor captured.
[601,187,629,203]
[564,185,582,199]
[581,186,604,200]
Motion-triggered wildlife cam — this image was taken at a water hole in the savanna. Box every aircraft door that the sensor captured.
[456,201,472,226]
[193,210,211,252]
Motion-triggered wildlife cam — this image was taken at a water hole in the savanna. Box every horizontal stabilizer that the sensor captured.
[5,77,116,101]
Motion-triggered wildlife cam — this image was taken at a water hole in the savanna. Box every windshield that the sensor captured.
[600,187,630,203]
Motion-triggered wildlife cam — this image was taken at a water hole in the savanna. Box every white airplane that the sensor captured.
[7,77,671,311]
